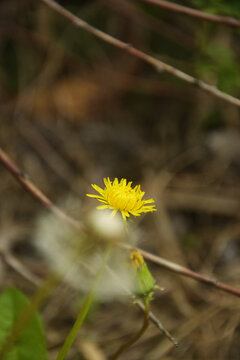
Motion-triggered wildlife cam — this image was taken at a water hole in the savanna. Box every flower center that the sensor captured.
[107,188,140,211]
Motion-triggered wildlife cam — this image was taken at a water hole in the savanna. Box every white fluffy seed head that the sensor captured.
[87,209,125,241]
[34,199,136,301]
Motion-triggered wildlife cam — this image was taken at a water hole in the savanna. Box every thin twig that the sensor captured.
[103,0,195,49]
[0,250,41,286]
[137,247,240,298]
[1,146,240,298]
[137,0,240,28]
[0,148,82,230]
[39,0,240,107]
[136,300,178,346]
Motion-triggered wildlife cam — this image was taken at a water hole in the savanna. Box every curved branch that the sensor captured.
[138,248,240,298]
[39,0,240,107]
[0,148,82,230]
[136,0,240,28]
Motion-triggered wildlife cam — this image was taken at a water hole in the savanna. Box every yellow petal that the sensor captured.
[91,184,105,195]
[144,198,155,204]
[96,205,109,209]
[86,194,103,199]
[111,209,118,217]
[113,178,119,186]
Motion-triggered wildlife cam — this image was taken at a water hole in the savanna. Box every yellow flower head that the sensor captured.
[87,177,157,220]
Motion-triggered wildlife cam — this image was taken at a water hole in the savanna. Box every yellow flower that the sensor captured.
[87,177,157,220]
[130,250,144,268]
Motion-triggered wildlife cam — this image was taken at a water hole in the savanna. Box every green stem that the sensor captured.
[56,244,112,360]
[110,301,150,360]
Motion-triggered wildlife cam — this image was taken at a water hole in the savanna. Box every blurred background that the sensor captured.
[1,0,240,359]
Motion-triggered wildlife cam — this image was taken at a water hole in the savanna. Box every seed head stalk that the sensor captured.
[55,243,112,360]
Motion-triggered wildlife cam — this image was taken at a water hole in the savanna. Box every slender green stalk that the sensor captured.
[56,244,112,360]
[110,302,150,360]
[55,291,94,360]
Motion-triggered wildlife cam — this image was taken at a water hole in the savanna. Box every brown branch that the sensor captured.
[0,148,82,230]
[0,250,41,286]
[137,248,240,298]
[39,0,240,107]
[136,0,240,28]
[1,146,240,298]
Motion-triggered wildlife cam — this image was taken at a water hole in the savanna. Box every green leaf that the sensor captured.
[0,287,48,360]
